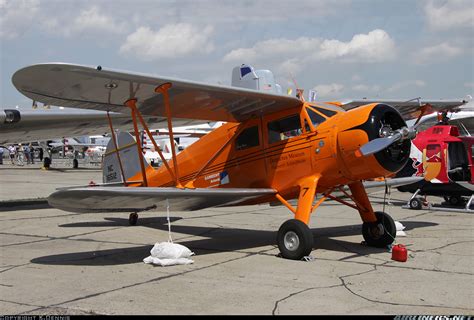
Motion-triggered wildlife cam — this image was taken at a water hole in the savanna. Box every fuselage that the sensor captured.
[397,125,474,196]
[136,102,411,203]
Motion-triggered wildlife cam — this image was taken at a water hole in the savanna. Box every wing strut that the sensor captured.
[155,83,184,188]
[125,99,149,187]
[123,98,177,186]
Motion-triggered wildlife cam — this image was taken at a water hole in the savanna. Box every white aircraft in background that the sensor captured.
[0,106,220,168]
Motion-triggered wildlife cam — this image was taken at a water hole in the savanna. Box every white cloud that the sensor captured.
[424,0,474,30]
[72,6,126,35]
[0,0,39,39]
[313,83,345,98]
[223,29,396,73]
[413,42,463,64]
[352,84,381,92]
[317,29,396,62]
[120,24,214,60]
[41,5,127,38]
[465,82,474,88]
[387,80,426,93]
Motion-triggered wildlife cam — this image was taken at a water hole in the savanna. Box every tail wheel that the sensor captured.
[129,212,138,226]
[362,211,396,248]
[277,219,313,260]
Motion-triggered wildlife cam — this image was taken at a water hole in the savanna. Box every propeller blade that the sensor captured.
[358,125,417,157]
[359,133,402,156]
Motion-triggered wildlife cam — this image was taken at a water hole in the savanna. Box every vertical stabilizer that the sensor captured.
[231,64,282,94]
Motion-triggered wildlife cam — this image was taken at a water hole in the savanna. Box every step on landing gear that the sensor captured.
[362,211,396,248]
[129,212,138,226]
[277,219,313,260]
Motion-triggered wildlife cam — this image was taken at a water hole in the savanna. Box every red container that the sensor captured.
[392,244,408,262]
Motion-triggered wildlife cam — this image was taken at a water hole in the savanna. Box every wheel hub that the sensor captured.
[370,223,385,239]
[284,231,300,251]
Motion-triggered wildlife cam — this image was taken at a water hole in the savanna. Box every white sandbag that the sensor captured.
[144,256,194,267]
[396,230,407,237]
[144,242,195,267]
[395,221,405,231]
[395,221,407,237]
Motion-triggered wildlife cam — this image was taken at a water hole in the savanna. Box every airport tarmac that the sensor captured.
[0,163,473,315]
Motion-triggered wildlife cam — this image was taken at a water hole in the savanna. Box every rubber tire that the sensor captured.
[362,211,396,248]
[409,198,422,210]
[129,213,138,226]
[448,196,462,207]
[277,219,313,260]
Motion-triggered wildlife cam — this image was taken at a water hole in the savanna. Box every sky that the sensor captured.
[1,0,473,108]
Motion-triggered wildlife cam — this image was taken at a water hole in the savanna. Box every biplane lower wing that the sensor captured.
[48,186,276,213]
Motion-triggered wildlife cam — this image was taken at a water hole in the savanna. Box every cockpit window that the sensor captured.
[314,107,337,118]
[268,114,302,144]
[236,126,259,150]
[306,108,326,128]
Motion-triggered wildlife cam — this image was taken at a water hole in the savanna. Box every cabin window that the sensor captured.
[306,108,326,128]
[235,126,260,150]
[267,114,302,144]
[314,107,337,118]
[447,142,470,181]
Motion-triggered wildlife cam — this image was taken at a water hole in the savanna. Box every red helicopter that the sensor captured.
[396,114,474,212]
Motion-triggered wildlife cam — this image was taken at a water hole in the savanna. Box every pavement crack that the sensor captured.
[272,284,343,315]
[338,264,473,311]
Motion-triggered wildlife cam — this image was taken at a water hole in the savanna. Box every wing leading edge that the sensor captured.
[13,63,303,123]
[336,99,468,120]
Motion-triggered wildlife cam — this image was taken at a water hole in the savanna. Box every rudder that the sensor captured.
[103,131,151,184]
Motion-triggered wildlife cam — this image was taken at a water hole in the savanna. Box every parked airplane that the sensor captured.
[11,63,467,260]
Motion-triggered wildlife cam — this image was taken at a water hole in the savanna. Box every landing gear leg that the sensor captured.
[129,212,138,226]
[408,188,423,210]
[348,181,396,248]
[276,176,318,260]
[466,195,474,212]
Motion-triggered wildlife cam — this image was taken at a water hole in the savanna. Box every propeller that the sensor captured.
[359,126,416,157]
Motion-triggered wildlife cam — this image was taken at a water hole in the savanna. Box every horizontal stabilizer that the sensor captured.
[48,186,276,213]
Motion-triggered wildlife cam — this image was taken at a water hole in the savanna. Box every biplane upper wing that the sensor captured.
[12,63,303,124]
[335,99,468,120]
[48,186,276,213]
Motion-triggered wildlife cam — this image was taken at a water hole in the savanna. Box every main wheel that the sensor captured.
[409,197,422,210]
[448,196,462,207]
[129,212,138,226]
[362,211,396,248]
[277,219,313,260]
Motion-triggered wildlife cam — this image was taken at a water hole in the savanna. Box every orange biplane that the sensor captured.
[11,63,467,260]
